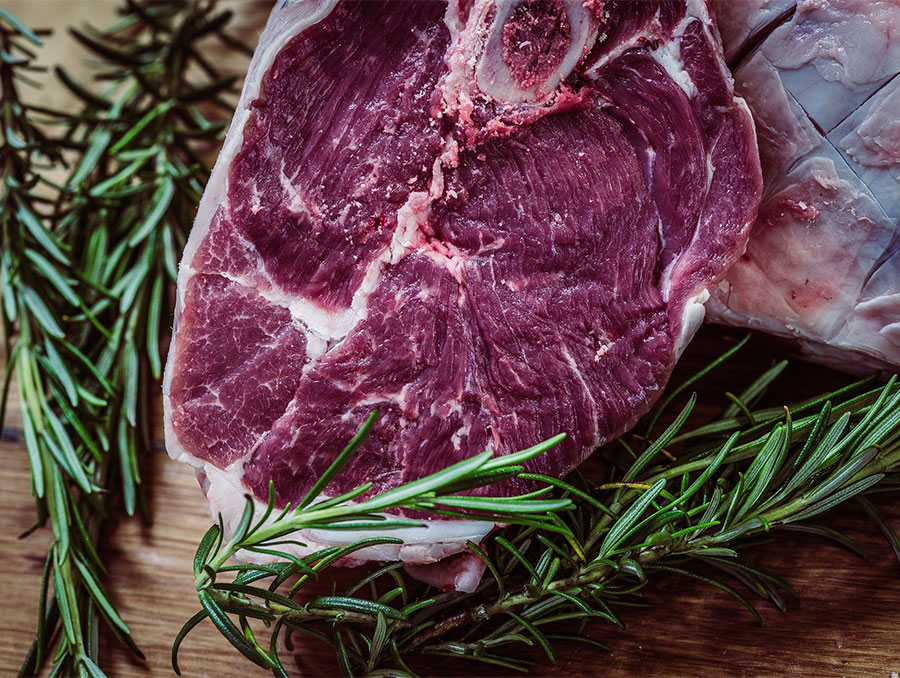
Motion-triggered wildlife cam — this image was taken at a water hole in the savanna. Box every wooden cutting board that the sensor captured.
[4,326,900,678]
[3,3,900,676]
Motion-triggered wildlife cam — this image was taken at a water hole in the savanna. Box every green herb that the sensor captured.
[177,422,574,677]
[0,4,250,676]
[176,346,900,676]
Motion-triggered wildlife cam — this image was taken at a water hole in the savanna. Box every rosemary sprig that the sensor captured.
[1,4,250,676]
[177,349,900,676]
[0,12,124,678]
[56,0,247,522]
[177,421,574,677]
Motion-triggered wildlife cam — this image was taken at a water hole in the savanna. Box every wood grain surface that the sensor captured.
[4,327,900,678]
[3,3,900,677]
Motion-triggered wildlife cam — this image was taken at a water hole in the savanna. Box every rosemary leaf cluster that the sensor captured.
[177,342,900,677]
[178,419,575,678]
[0,3,248,676]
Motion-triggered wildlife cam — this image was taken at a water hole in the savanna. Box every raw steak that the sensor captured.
[163,0,761,586]
[708,0,900,373]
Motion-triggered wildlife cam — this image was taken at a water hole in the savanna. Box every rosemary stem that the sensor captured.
[412,425,900,653]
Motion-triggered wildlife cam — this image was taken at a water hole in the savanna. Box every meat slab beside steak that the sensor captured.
[163,0,761,588]
[709,0,900,373]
